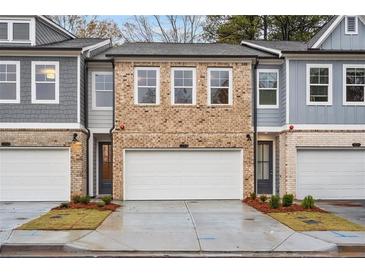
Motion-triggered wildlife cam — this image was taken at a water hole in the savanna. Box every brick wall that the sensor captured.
[112,60,254,199]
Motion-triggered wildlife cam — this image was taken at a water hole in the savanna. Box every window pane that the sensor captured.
[262,162,270,180]
[147,70,156,78]
[310,86,328,102]
[259,89,277,105]
[211,88,228,104]
[36,65,56,82]
[0,83,16,100]
[96,91,113,107]
[346,86,364,102]
[183,70,192,79]
[174,88,192,104]
[7,64,16,73]
[138,87,156,104]
[262,144,269,161]
[0,23,7,40]
[7,72,16,82]
[147,78,156,86]
[36,83,55,100]
[257,162,263,180]
[259,72,277,88]
[13,23,30,40]
[137,70,147,86]
[0,73,5,81]
[346,68,356,84]
[0,64,6,73]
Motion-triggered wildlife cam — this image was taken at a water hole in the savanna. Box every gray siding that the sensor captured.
[257,63,286,127]
[289,60,365,124]
[80,54,86,126]
[88,63,113,129]
[0,56,78,123]
[321,17,365,50]
[35,18,70,45]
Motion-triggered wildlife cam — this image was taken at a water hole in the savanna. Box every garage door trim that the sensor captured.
[123,148,244,200]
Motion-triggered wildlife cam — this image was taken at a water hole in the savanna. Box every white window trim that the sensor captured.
[171,67,196,105]
[257,69,279,109]
[31,61,59,104]
[306,64,333,106]
[134,67,160,105]
[343,64,365,106]
[207,67,233,106]
[0,61,20,104]
[345,16,358,35]
[92,71,113,110]
[0,18,35,45]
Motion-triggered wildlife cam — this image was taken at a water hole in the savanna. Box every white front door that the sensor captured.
[297,149,365,199]
[0,148,70,201]
[124,150,243,200]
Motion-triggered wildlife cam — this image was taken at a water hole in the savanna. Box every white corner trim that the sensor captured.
[170,67,197,105]
[37,16,76,39]
[311,16,344,48]
[31,61,60,104]
[342,64,365,106]
[306,64,333,106]
[82,39,111,55]
[0,123,82,129]
[77,56,81,123]
[134,67,160,105]
[91,71,113,110]
[257,68,279,109]
[241,41,282,57]
[0,61,21,104]
[207,67,233,106]
[285,58,290,124]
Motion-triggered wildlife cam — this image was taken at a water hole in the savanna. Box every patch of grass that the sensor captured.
[18,209,112,230]
[269,211,365,231]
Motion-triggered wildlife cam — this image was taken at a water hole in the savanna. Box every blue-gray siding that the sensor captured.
[0,56,78,123]
[256,63,286,127]
[35,18,70,46]
[289,60,365,124]
[321,17,365,50]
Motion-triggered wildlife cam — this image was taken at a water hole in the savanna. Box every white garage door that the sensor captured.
[0,148,70,201]
[125,150,243,200]
[297,149,365,200]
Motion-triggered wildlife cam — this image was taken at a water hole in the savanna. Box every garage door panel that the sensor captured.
[125,150,242,200]
[297,150,365,200]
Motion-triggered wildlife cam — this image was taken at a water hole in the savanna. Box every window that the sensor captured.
[31,61,59,104]
[13,23,30,41]
[171,68,196,105]
[92,72,113,110]
[345,16,358,35]
[208,68,232,105]
[306,64,332,105]
[257,69,279,108]
[134,67,160,105]
[0,19,33,43]
[0,61,20,103]
[0,22,8,40]
[343,65,365,105]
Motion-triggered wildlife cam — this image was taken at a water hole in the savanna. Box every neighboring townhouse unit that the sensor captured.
[242,15,365,200]
[0,16,111,201]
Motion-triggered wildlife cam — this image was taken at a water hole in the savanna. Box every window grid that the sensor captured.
[208,68,232,105]
[257,70,279,108]
[93,72,113,110]
[31,61,59,104]
[344,66,365,104]
[171,68,196,105]
[134,67,160,105]
[0,61,19,103]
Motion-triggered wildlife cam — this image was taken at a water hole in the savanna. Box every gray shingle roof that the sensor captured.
[242,40,308,52]
[102,42,276,58]
[307,16,338,48]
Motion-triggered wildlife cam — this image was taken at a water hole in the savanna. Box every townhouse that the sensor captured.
[0,15,364,202]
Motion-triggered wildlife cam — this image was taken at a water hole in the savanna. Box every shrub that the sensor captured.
[72,195,81,204]
[96,201,106,208]
[60,202,70,208]
[79,195,91,204]
[101,195,112,205]
[269,195,281,209]
[250,192,257,200]
[302,195,315,209]
[259,195,268,203]
[282,194,294,207]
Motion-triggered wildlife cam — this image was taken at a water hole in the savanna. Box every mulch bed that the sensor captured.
[243,198,326,214]
[52,202,121,212]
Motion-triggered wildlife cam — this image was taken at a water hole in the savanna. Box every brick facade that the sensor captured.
[112,60,254,200]
[0,129,88,197]
[278,130,365,197]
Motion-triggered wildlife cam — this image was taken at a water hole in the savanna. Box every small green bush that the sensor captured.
[101,195,112,205]
[72,195,81,203]
[60,202,70,208]
[301,195,315,209]
[79,195,91,204]
[259,195,268,203]
[269,195,281,209]
[96,201,106,208]
[250,192,257,200]
[282,194,294,207]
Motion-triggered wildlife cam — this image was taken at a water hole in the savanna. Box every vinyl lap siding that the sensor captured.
[35,18,70,45]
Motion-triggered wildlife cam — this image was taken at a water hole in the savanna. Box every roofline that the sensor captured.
[0,46,82,51]
[37,15,77,39]
[81,39,111,54]
[283,50,365,54]
[311,15,343,49]
[240,41,282,57]
[105,54,264,58]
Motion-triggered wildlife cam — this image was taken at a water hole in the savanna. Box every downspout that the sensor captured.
[84,60,91,196]
[253,57,259,194]
[109,59,116,196]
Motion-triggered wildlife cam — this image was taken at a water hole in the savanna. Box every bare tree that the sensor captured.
[120,16,205,43]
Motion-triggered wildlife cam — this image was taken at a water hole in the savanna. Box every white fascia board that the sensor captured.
[311,16,344,49]
[0,123,82,129]
[241,41,282,57]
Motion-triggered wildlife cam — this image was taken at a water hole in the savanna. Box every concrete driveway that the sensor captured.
[316,200,365,226]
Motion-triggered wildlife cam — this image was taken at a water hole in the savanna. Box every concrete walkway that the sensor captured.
[1,200,342,253]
